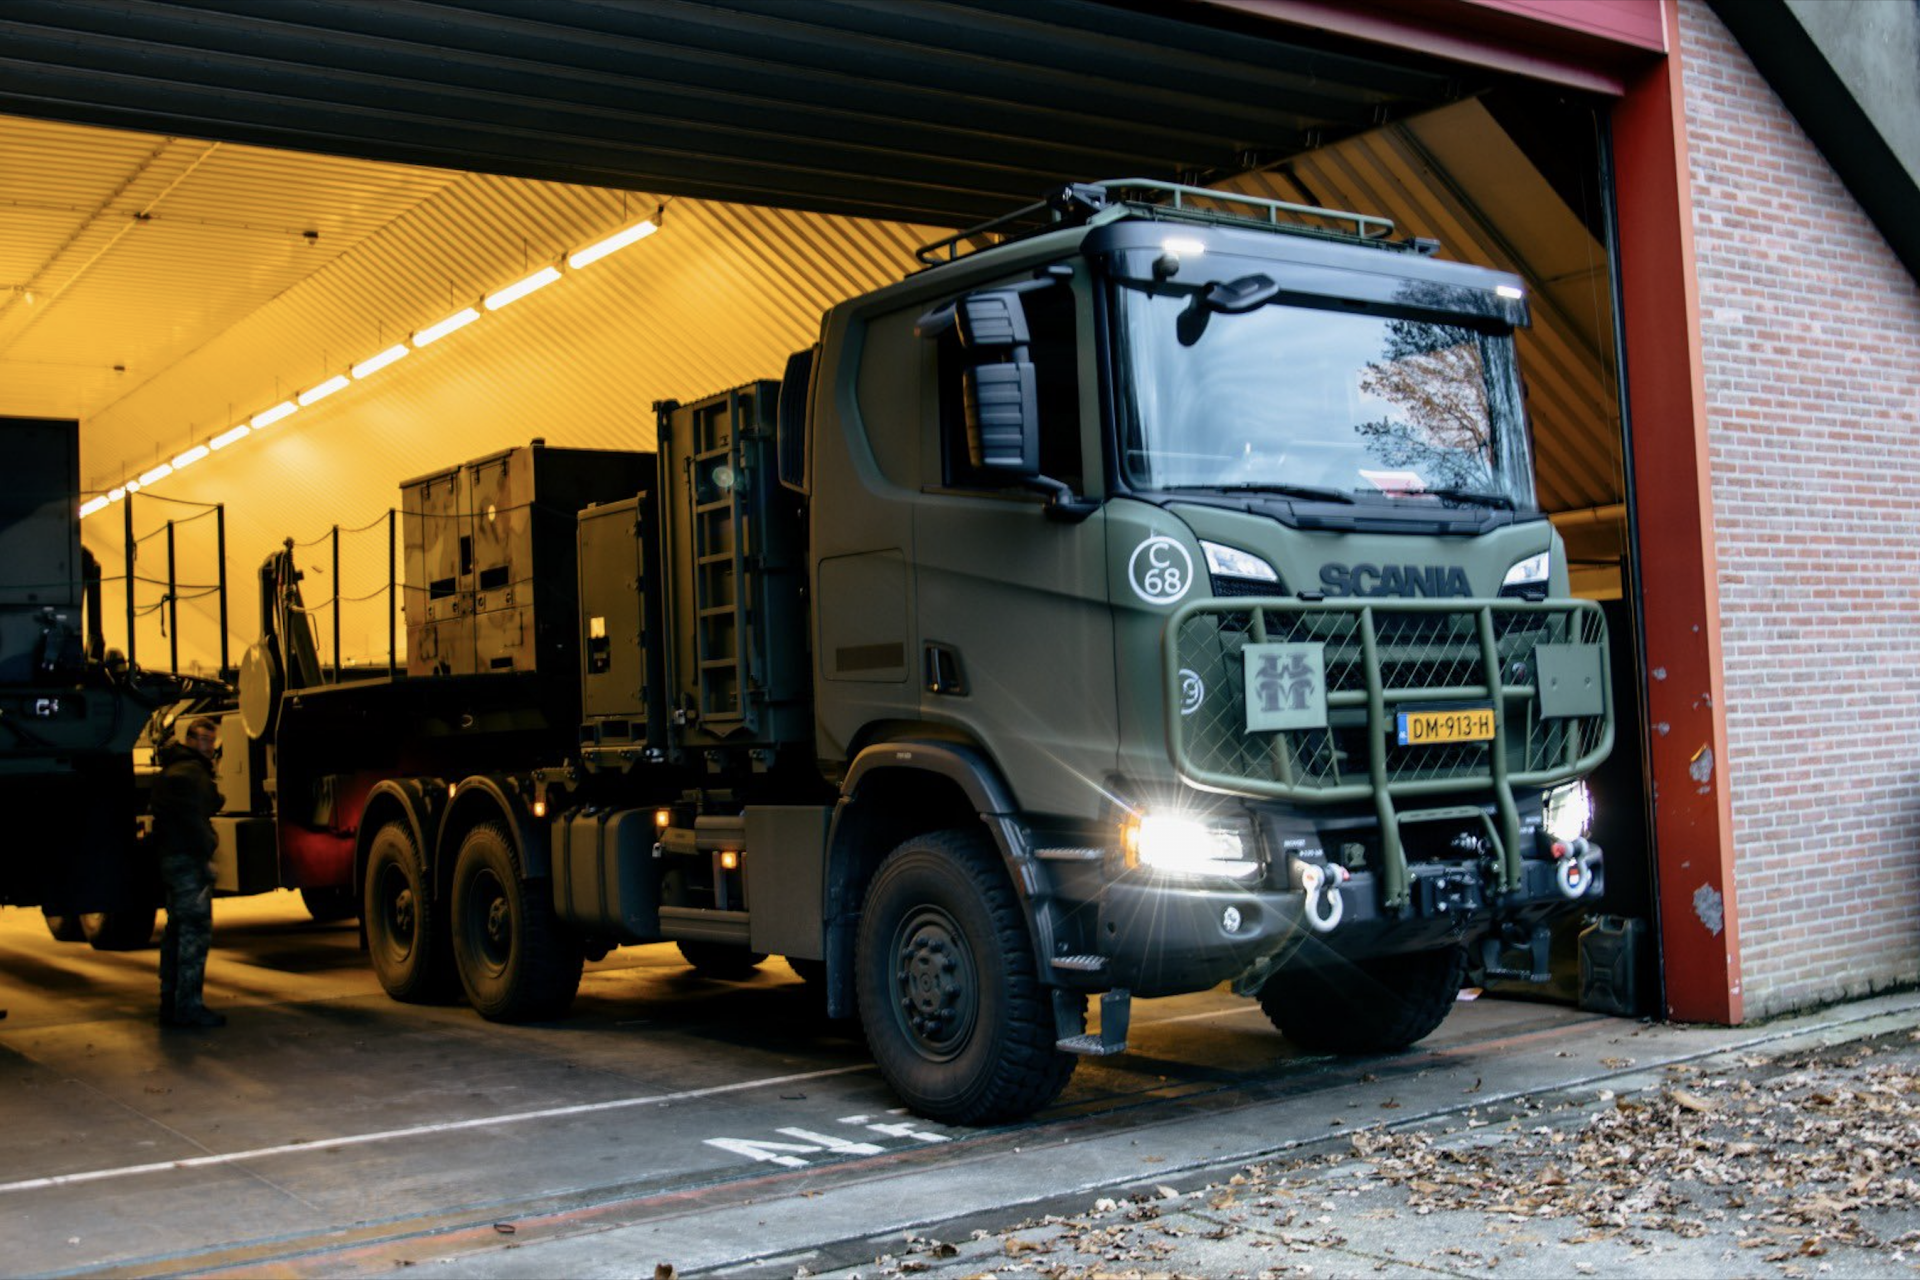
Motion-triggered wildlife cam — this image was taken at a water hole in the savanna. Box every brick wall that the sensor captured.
[1679,0,1920,1016]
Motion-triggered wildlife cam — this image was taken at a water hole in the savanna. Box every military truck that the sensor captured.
[0,417,225,949]
[221,180,1612,1124]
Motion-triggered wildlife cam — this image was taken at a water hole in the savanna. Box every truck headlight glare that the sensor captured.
[1543,780,1593,843]
[1201,541,1278,583]
[1126,813,1260,879]
[1502,551,1549,588]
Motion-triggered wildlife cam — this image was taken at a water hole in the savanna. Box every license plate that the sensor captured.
[1396,707,1496,746]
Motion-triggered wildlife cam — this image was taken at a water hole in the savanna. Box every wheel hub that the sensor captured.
[890,909,977,1057]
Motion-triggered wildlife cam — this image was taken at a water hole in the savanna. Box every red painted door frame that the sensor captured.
[1607,1,1743,1025]
[1195,0,1743,1023]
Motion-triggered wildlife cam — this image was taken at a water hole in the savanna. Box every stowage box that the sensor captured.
[400,441,650,679]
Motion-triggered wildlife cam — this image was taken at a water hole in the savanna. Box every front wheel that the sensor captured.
[450,822,582,1021]
[82,909,156,951]
[1258,946,1467,1055]
[855,829,1074,1125]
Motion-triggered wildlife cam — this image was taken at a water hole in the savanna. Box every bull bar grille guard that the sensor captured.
[1164,597,1612,908]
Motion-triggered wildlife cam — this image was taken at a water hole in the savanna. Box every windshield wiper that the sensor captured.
[1412,487,1516,510]
[1157,482,1356,504]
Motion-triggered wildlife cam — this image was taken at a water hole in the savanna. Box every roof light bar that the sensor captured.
[1496,284,1525,300]
[486,266,561,311]
[568,219,657,270]
[414,307,478,347]
[252,401,297,429]
[352,344,408,379]
[298,374,350,406]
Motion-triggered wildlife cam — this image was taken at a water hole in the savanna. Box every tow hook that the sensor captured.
[1289,854,1350,933]
[1551,837,1600,899]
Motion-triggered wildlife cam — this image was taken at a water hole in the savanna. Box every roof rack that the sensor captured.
[912,178,1395,268]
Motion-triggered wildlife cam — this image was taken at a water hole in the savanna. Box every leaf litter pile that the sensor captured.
[837,1032,1920,1279]
[1345,1035,1920,1272]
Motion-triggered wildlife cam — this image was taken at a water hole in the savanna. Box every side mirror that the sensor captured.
[915,287,1032,347]
[777,346,814,495]
[963,362,1040,476]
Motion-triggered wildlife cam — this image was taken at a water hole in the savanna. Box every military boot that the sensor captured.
[162,1005,226,1029]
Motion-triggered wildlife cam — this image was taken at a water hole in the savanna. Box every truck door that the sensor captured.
[913,272,1116,819]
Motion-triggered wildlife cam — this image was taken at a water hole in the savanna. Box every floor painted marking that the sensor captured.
[0,1064,872,1197]
[1152,1004,1268,1026]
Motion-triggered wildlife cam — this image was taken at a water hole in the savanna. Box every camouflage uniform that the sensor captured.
[150,740,223,1023]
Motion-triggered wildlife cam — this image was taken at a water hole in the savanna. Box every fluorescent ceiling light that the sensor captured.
[211,424,250,450]
[124,480,140,493]
[298,374,350,406]
[568,219,657,269]
[172,444,210,469]
[108,487,126,502]
[79,496,109,518]
[486,266,561,311]
[414,306,479,347]
[139,463,173,486]
[252,401,297,429]
[352,344,408,379]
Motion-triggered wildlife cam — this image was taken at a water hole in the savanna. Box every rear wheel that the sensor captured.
[364,820,454,1002]
[451,822,582,1021]
[677,940,766,979]
[855,828,1074,1125]
[43,908,84,943]
[300,886,359,923]
[1257,946,1467,1055]
[81,909,156,951]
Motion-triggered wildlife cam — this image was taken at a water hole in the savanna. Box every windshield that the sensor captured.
[1114,282,1536,510]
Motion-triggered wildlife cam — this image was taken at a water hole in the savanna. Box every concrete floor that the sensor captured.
[0,891,1620,1278]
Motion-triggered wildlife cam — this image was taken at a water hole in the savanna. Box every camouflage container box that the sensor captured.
[400,441,650,680]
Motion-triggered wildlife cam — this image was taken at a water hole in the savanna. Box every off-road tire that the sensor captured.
[43,908,84,942]
[81,908,156,951]
[676,940,766,979]
[1258,946,1468,1054]
[450,822,582,1021]
[855,828,1075,1125]
[364,820,455,1002]
[300,886,359,923]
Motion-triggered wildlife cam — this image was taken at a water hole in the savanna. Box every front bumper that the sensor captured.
[1087,841,1601,997]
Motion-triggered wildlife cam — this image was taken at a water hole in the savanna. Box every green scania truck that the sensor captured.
[217,180,1612,1124]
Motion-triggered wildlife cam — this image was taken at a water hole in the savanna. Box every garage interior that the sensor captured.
[0,1,1650,1001]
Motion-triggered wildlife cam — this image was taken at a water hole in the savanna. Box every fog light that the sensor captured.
[1222,906,1242,933]
[1124,813,1260,880]
[1543,780,1594,843]
[655,808,671,828]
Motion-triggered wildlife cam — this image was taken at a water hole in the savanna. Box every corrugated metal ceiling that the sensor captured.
[0,0,1483,225]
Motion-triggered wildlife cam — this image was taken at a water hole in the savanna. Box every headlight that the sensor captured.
[1502,551,1549,589]
[1201,541,1278,583]
[1542,780,1593,843]
[1125,813,1261,879]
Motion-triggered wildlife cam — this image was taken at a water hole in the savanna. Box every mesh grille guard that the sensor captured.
[1164,596,1612,907]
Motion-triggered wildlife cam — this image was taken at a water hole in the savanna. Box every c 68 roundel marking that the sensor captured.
[1129,536,1193,606]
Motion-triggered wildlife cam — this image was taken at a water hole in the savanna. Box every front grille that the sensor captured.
[1167,597,1610,802]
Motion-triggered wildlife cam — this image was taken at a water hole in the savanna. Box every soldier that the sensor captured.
[152,715,226,1028]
